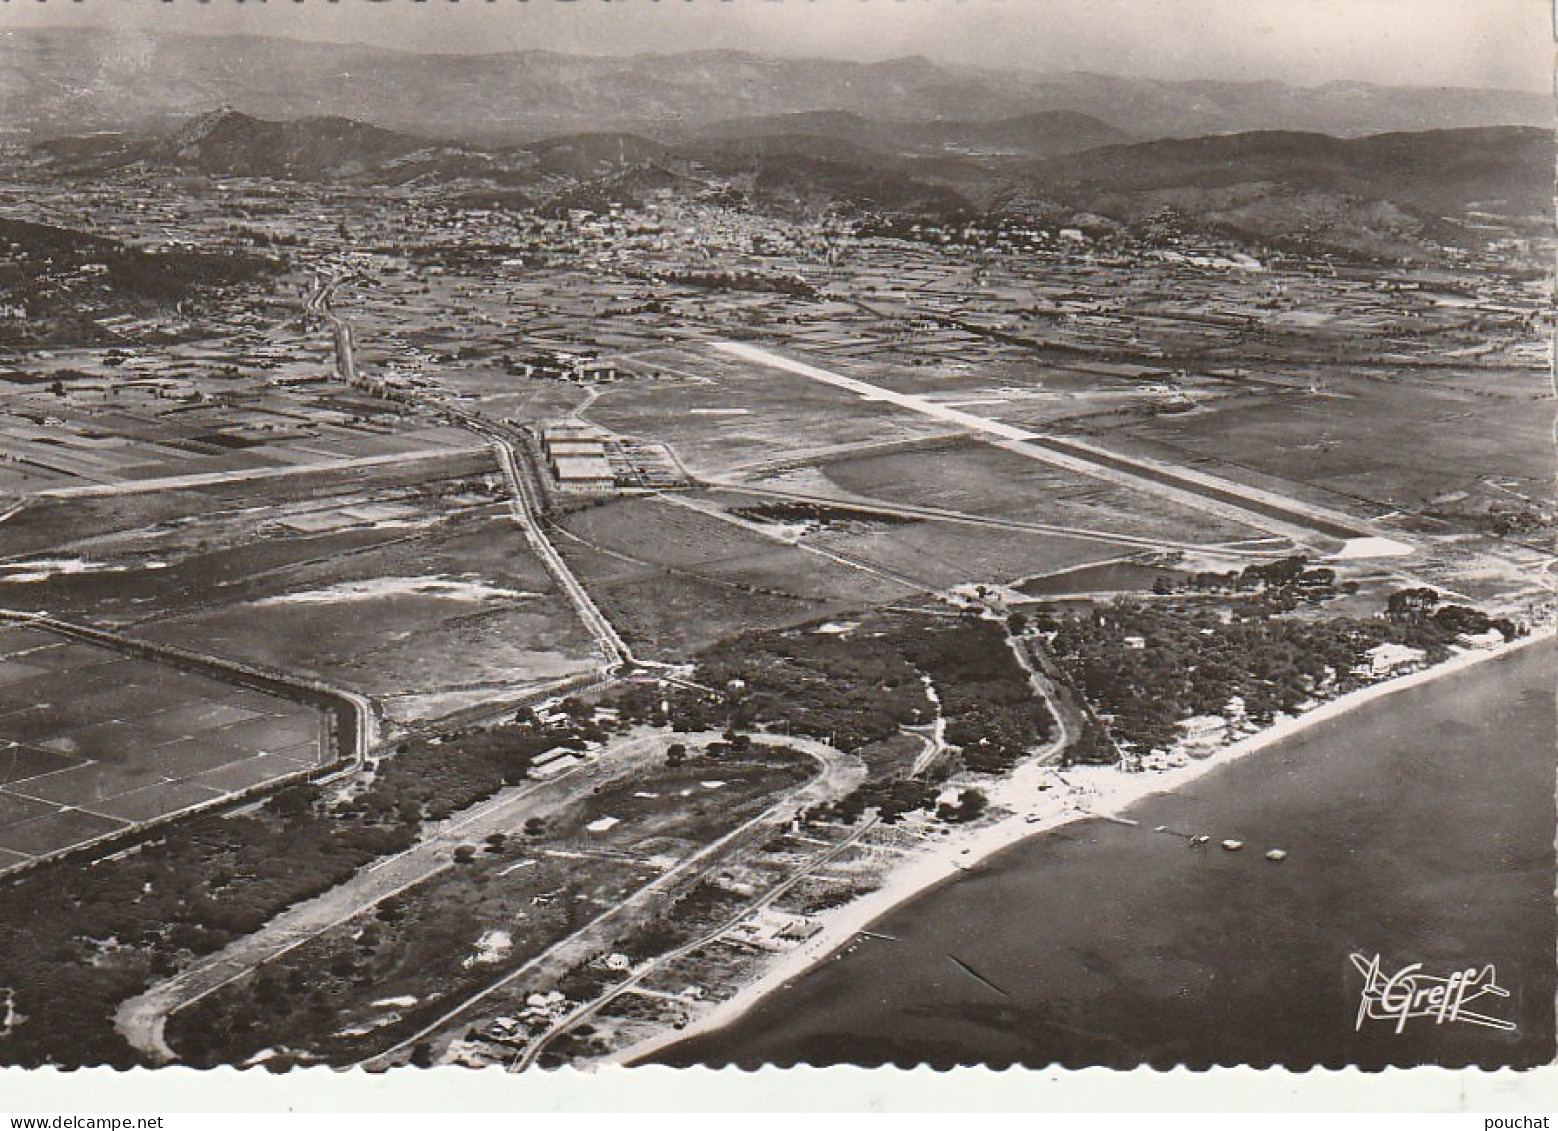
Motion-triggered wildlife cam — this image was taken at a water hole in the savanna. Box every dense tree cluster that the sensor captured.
[647,269,818,299]
[895,620,1054,775]
[1485,505,1550,537]
[0,218,273,347]
[730,502,914,530]
[681,615,1058,826]
[679,625,933,751]
[670,616,1054,784]
[817,778,941,825]
[1383,586,1520,640]
[1035,588,1518,755]
[1152,555,1342,603]
[346,724,574,825]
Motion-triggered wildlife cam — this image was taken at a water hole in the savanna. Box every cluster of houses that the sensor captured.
[509,348,619,384]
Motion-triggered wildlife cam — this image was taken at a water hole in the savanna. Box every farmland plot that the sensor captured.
[0,628,326,871]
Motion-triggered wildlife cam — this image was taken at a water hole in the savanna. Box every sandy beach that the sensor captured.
[613,626,1554,1066]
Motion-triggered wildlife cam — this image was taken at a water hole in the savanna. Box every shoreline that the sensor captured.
[612,627,1554,1066]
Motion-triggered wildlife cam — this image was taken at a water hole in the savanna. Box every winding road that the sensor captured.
[360,732,865,1070]
[113,728,686,1063]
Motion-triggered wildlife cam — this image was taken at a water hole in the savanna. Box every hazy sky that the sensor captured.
[3,0,1551,91]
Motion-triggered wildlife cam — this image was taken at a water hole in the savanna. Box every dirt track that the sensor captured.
[112,729,680,1063]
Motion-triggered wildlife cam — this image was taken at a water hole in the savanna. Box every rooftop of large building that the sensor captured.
[553,455,615,483]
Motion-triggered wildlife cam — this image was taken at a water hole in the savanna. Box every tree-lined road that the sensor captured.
[113,728,687,1063]
[362,732,865,1070]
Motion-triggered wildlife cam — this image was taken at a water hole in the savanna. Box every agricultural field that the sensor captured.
[585,348,950,478]
[1,453,600,724]
[558,496,909,600]
[803,520,1134,590]
[557,543,834,660]
[550,496,916,658]
[0,627,326,871]
[554,485,1143,601]
[0,352,476,495]
[1089,365,1554,521]
[135,506,601,724]
[799,439,1269,544]
[0,448,495,571]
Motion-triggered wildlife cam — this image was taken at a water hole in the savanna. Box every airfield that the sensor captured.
[0,302,1546,871]
[0,136,1549,1071]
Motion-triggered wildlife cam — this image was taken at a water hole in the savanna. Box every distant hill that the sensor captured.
[0,217,273,346]
[156,108,437,178]
[29,107,979,218]
[1014,126,1553,259]
[697,109,1134,158]
[678,132,900,168]
[36,108,527,186]
[694,111,889,149]
[519,133,671,179]
[526,133,975,220]
[1024,127,1552,218]
[23,103,1550,263]
[2,28,1547,144]
[898,111,1136,156]
[741,153,971,218]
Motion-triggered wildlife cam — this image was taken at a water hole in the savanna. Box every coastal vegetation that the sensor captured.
[165,743,812,1068]
[0,720,582,1066]
[1035,588,1520,755]
[666,613,1055,774]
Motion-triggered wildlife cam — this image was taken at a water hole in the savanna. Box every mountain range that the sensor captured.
[1,27,1549,144]
[9,25,1550,267]
[28,103,1547,267]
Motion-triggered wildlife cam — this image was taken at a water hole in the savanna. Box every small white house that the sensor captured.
[1176,715,1227,756]
[1363,642,1427,675]
[1456,630,1504,650]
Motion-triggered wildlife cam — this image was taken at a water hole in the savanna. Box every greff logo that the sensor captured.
[1350,953,1515,1034]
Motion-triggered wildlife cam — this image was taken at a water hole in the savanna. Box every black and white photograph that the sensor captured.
[0,0,1551,1110]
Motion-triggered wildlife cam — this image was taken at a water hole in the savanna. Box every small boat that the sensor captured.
[1221,839,1244,851]
[1265,849,1288,862]
[1192,835,1211,846]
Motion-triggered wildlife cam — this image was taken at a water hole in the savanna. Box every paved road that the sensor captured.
[480,426,632,669]
[361,732,865,1069]
[32,447,486,500]
[1005,630,1075,762]
[519,814,882,1071]
[113,729,680,1063]
[310,271,634,673]
[908,675,948,777]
